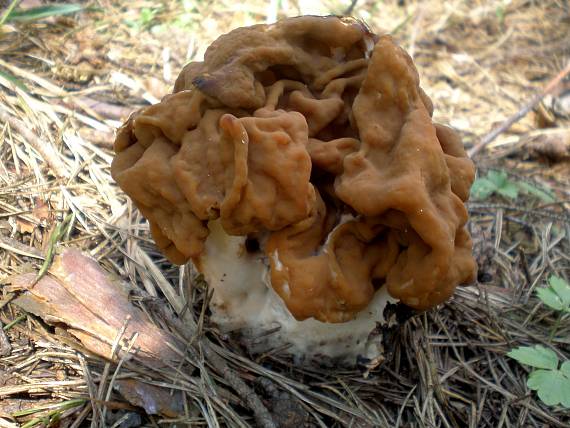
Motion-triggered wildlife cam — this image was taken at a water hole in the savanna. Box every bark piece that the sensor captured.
[114,379,184,418]
[12,248,181,364]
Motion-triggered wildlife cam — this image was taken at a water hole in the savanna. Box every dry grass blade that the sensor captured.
[0,106,69,179]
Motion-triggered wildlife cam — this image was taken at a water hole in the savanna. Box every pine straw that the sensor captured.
[0,0,569,426]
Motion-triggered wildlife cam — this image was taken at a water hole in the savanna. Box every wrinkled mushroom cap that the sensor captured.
[111,16,477,325]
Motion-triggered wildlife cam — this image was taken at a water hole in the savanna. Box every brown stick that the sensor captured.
[468,62,570,158]
[202,343,277,428]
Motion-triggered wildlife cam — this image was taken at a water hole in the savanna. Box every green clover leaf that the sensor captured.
[527,369,570,407]
[507,345,558,370]
[537,276,570,312]
[471,170,555,202]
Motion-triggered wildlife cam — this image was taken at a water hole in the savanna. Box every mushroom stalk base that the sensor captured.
[199,220,395,364]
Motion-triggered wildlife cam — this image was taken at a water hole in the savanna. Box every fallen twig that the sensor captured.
[202,343,277,428]
[0,236,44,260]
[468,62,570,157]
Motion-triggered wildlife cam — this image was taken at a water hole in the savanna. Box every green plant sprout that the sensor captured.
[125,6,161,31]
[537,276,570,314]
[507,276,570,408]
[471,170,555,203]
[150,0,200,33]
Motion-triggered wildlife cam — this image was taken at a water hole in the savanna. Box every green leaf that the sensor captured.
[561,361,570,378]
[549,276,570,308]
[563,386,570,409]
[5,4,84,23]
[471,170,522,200]
[508,345,559,369]
[495,6,505,25]
[527,369,570,408]
[140,8,156,22]
[517,181,555,203]
[487,171,507,187]
[487,170,508,187]
[537,287,565,311]
[0,0,21,26]
[496,181,519,199]
[471,177,497,199]
[537,276,570,312]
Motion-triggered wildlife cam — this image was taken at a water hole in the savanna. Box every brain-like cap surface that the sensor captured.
[111,16,477,323]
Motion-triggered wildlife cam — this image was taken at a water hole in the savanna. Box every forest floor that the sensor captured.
[0,0,569,427]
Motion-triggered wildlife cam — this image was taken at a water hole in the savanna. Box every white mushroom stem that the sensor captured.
[198,220,397,363]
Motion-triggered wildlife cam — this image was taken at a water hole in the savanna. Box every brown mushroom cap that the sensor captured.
[111,16,477,323]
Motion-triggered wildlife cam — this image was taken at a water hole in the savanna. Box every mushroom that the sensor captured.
[111,16,477,363]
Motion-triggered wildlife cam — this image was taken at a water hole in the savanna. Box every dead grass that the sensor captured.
[0,0,569,426]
